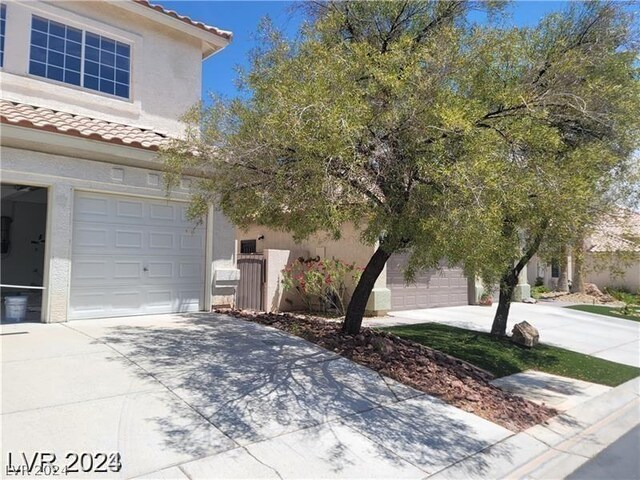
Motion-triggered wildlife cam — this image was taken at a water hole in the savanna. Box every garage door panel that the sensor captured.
[70,192,205,320]
[75,194,200,229]
[71,255,203,286]
[74,227,109,249]
[70,284,203,319]
[72,224,204,255]
[388,253,468,311]
[111,291,144,310]
[115,229,144,248]
[75,195,109,217]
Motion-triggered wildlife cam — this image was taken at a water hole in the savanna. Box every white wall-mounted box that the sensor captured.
[213,268,240,287]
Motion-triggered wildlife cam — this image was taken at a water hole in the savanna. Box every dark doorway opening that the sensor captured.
[1,183,48,323]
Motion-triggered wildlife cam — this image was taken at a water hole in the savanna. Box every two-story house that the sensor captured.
[1,0,237,322]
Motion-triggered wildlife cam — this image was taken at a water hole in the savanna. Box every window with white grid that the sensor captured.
[28,14,131,99]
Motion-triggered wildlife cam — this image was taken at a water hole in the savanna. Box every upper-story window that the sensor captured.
[0,4,7,67]
[29,15,130,99]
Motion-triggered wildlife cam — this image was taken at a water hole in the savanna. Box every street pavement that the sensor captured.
[566,425,640,480]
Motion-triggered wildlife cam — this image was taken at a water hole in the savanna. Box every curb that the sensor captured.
[429,376,640,479]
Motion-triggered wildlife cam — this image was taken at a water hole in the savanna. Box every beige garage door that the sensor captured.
[387,254,469,310]
[69,192,205,320]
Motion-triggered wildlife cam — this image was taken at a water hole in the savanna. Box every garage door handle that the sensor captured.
[143,267,148,272]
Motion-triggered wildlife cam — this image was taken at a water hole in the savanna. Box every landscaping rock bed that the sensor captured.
[216,309,556,431]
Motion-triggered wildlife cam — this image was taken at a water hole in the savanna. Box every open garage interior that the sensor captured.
[387,253,470,311]
[1,183,48,322]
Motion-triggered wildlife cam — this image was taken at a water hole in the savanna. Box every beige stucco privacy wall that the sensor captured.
[237,224,391,314]
[1,0,204,136]
[238,223,375,268]
[262,249,291,313]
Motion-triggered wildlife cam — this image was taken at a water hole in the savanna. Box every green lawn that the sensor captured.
[565,304,640,322]
[382,323,640,386]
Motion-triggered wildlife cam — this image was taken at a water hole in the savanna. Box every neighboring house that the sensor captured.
[527,211,640,292]
[527,254,571,290]
[1,0,238,322]
[582,211,640,292]
[235,224,477,315]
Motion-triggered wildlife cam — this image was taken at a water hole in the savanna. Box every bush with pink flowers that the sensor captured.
[281,257,363,314]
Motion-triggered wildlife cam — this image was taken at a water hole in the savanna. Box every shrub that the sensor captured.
[479,291,493,306]
[604,286,639,305]
[532,285,550,299]
[281,257,362,314]
[534,276,545,287]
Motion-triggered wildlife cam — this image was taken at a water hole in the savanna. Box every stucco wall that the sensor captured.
[236,224,391,314]
[1,1,203,136]
[527,254,572,290]
[237,224,376,268]
[262,249,291,313]
[585,254,640,292]
[1,145,235,321]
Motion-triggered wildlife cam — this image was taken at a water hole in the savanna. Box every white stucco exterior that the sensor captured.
[1,0,214,135]
[0,0,234,322]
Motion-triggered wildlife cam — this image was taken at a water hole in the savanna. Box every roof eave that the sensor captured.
[0,116,163,152]
[111,1,232,60]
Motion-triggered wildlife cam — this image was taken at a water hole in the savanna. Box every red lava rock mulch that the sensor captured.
[216,309,556,432]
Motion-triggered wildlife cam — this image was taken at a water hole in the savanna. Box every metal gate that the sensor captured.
[236,254,264,310]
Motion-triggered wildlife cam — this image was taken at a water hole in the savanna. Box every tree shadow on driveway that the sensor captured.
[83,313,514,476]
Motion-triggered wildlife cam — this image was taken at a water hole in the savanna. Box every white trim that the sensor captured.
[111,1,230,57]
[1,284,46,290]
[14,0,142,45]
[1,123,160,167]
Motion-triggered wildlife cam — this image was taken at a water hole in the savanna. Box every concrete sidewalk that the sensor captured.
[431,376,640,479]
[366,303,640,367]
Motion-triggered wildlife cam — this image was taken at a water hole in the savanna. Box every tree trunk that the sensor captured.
[556,244,570,292]
[491,271,517,336]
[572,237,586,293]
[491,222,549,336]
[343,245,392,334]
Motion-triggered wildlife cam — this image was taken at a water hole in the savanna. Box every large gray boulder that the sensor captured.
[511,321,539,348]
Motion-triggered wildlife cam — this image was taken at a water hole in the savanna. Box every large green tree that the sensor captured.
[163,1,639,335]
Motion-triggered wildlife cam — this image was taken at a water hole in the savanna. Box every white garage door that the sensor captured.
[69,192,206,320]
[387,254,469,310]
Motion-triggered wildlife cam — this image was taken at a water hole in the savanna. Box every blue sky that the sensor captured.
[160,1,570,100]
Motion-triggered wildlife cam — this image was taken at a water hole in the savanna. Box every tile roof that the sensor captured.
[133,0,233,41]
[587,211,640,253]
[0,99,170,151]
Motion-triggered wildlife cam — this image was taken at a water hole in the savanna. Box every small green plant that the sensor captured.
[534,276,545,287]
[281,257,363,314]
[604,287,639,305]
[618,303,638,317]
[532,285,551,299]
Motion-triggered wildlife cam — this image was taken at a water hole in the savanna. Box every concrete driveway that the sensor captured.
[373,303,640,367]
[1,313,513,479]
